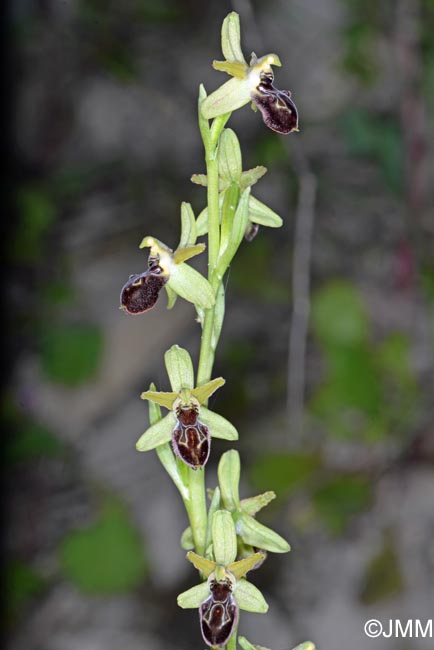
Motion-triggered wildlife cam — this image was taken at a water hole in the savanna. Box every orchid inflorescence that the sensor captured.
[119,12,314,650]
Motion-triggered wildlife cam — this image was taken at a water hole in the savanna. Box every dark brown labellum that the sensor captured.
[172,406,210,469]
[199,579,238,647]
[120,265,167,315]
[244,223,260,242]
[252,73,298,135]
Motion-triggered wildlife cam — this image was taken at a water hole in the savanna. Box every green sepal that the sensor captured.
[218,129,242,184]
[140,390,178,410]
[212,510,237,565]
[205,486,221,557]
[240,166,267,189]
[220,183,241,259]
[213,60,247,78]
[191,377,225,405]
[164,345,194,392]
[292,643,316,650]
[168,262,215,309]
[179,202,197,248]
[227,552,265,579]
[201,77,251,120]
[173,243,205,265]
[239,636,271,650]
[186,551,217,577]
[237,512,290,553]
[221,12,246,64]
[218,450,240,510]
[177,581,210,609]
[240,491,276,516]
[248,195,283,228]
[180,526,194,550]
[199,407,238,441]
[165,284,178,310]
[136,411,174,452]
[234,579,268,613]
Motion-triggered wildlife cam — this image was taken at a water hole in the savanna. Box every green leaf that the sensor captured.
[212,510,237,565]
[201,77,251,120]
[40,324,103,387]
[359,536,404,604]
[221,11,246,63]
[311,281,370,348]
[234,579,268,613]
[177,581,210,609]
[168,262,215,309]
[240,491,276,517]
[237,512,290,553]
[164,345,194,392]
[199,407,238,441]
[248,452,320,496]
[218,129,242,184]
[179,202,197,248]
[5,423,63,465]
[218,450,240,510]
[5,560,46,622]
[248,195,283,228]
[136,412,174,451]
[60,499,147,594]
[313,475,372,535]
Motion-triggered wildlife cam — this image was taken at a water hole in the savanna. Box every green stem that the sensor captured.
[186,111,230,557]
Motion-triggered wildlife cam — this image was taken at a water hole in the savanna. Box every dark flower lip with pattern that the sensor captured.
[120,264,167,315]
[200,578,239,647]
[172,406,211,469]
[252,72,299,135]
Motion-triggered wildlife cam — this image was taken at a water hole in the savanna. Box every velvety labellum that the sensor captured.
[120,264,166,315]
[172,407,211,469]
[200,579,238,647]
[252,74,298,135]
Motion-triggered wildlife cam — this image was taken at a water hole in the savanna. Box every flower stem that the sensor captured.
[186,111,230,557]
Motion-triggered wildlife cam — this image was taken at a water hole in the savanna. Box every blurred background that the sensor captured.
[3,0,434,649]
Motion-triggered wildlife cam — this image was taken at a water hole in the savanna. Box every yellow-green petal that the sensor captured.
[140,390,178,410]
[227,552,266,580]
[173,243,205,265]
[186,551,217,577]
[240,491,276,517]
[191,377,225,404]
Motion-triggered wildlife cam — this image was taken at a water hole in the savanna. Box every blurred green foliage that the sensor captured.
[310,281,419,441]
[312,475,372,535]
[249,452,321,498]
[39,324,104,387]
[341,110,403,195]
[5,422,63,465]
[12,187,55,263]
[359,535,404,604]
[60,499,147,594]
[5,560,46,624]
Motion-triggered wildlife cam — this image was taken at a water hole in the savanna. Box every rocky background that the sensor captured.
[3,1,434,649]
